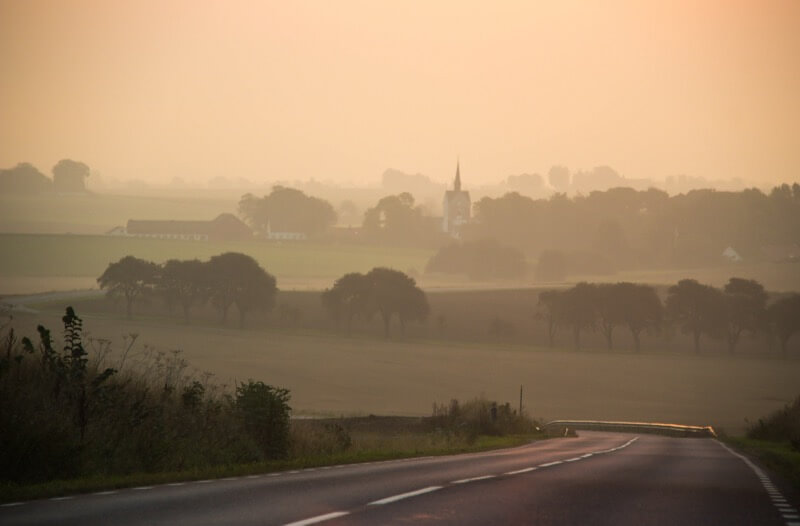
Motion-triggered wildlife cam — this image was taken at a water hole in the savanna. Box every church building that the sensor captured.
[442,161,471,238]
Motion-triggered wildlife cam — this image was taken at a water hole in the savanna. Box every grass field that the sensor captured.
[0,233,433,293]
[0,193,237,235]
[8,308,799,436]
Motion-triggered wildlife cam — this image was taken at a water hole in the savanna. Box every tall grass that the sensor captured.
[0,308,289,485]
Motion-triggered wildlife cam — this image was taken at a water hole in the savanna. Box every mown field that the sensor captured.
[7,306,799,436]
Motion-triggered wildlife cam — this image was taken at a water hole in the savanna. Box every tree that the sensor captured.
[366,268,428,338]
[767,294,800,357]
[617,282,663,353]
[595,283,627,350]
[665,279,725,353]
[158,259,209,322]
[0,163,52,194]
[97,256,158,317]
[362,193,436,246]
[321,272,370,334]
[548,165,570,192]
[723,278,768,354]
[559,283,598,350]
[206,252,277,328]
[535,289,563,347]
[52,159,90,192]
[321,268,428,338]
[238,186,337,236]
[425,238,526,280]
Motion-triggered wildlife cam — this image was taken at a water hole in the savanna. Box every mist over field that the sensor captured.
[1,0,800,500]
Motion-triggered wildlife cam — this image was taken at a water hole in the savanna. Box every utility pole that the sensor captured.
[519,384,523,416]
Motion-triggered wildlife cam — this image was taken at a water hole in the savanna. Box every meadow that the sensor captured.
[0,233,433,293]
[0,192,236,235]
[7,305,799,436]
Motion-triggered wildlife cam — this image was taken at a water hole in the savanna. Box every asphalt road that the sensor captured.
[1,432,797,526]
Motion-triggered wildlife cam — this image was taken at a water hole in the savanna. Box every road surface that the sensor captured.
[1,432,797,525]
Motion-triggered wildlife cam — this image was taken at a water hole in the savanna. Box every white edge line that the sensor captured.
[368,486,442,506]
[0,502,24,507]
[49,496,74,501]
[93,490,119,495]
[505,467,536,475]
[132,486,153,491]
[539,461,562,467]
[283,511,350,526]
[451,475,496,484]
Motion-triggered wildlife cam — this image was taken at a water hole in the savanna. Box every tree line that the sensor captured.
[0,159,91,194]
[98,254,430,337]
[97,252,277,328]
[537,278,800,355]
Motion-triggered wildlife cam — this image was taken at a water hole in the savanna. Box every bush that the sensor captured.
[431,397,536,442]
[748,395,800,451]
[0,308,291,484]
[236,380,291,459]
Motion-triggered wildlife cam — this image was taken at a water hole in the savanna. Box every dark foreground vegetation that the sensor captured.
[0,309,538,501]
[727,396,800,490]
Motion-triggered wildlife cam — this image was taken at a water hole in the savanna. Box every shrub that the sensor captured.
[235,380,291,459]
[431,397,536,442]
[748,395,800,451]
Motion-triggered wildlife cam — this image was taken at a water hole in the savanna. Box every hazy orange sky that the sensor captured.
[1,0,799,187]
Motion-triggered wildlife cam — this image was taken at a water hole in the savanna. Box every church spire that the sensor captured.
[454,158,461,191]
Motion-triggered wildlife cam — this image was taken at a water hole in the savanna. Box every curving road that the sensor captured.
[1,432,796,525]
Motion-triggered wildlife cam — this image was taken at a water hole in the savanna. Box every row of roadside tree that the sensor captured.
[536,278,800,355]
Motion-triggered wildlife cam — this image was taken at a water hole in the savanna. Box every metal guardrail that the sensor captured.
[543,419,717,438]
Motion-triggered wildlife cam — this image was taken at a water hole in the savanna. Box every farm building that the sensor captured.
[120,213,253,241]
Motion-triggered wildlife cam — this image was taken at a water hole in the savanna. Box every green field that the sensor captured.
[0,233,433,293]
[0,193,237,235]
[8,308,799,436]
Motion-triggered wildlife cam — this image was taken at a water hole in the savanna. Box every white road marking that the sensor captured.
[195,480,213,484]
[368,486,442,506]
[221,477,239,481]
[581,453,594,458]
[49,496,73,501]
[451,475,496,484]
[283,511,350,525]
[167,482,186,486]
[716,440,798,526]
[0,502,24,507]
[564,457,582,462]
[268,473,281,477]
[246,475,261,479]
[132,486,153,491]
[539,461,562,467]
[505,467,536,475]
[288,470,301,474]
[93,490,119,495]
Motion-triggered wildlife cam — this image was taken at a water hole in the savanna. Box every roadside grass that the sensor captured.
[724,437,800,490]
[0,430,542,504]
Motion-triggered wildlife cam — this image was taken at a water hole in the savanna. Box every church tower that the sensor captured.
[442,160,471,238]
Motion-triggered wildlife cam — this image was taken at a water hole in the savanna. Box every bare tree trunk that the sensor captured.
[632,329,641,353]
[382,312,391,339]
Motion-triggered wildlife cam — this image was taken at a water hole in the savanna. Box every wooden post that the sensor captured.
[519,384,523,416]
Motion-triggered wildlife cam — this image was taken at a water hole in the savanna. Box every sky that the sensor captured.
[1,0,799,187]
